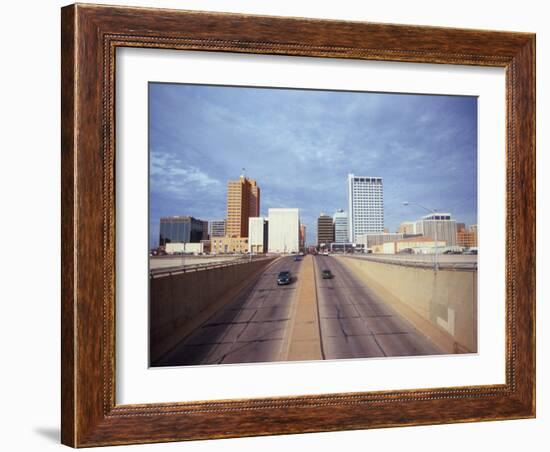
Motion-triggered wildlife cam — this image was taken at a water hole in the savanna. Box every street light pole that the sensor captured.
[402,201,439,271]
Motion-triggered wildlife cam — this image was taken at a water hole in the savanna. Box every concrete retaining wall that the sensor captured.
[337,256,477,353]
[150,258,275,364]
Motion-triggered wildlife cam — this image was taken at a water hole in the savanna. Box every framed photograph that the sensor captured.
[61,3,535,447]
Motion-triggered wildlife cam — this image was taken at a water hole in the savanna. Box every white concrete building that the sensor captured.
[165,242,203,254]
[248,217,268,253]
[356,232,404,249]
[267,208,300,253]
[372,237,446,254]
[415,212,458,247]
[333,209,349,244]
[347,174,384,242]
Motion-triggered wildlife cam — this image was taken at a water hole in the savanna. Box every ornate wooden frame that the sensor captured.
[61,3,535,447]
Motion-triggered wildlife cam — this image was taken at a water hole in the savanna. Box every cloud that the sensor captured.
[148,83,477,246]
[150,150,221,199]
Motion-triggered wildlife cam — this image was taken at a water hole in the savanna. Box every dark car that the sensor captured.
[277,271,291,285]
[321,269,333,279]
[294,256,301,261]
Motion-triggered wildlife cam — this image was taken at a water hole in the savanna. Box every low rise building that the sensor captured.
[211,236,248,254]
[356,232,404,248]
[457,225,477,248]
[200,239,211,254]
[329,242,355,253]
[165,242,204,254]
[371,237,446,254]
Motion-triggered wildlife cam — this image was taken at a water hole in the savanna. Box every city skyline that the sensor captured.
[149,82,477,247]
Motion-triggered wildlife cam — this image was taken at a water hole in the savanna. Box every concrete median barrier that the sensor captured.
[281,255,323,362]
[150,258,276,364]
[336,256,477,353]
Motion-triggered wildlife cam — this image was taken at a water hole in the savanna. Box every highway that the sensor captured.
[313,255,441,359]
[156,256,301,366]
[156,254,442,366]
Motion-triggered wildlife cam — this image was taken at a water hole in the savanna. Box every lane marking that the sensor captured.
[335,256,447,354]
[319,256,386,357]
[279,257,303,360]
[156,257,282,365]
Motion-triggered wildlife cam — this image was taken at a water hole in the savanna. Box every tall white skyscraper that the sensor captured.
[347,174,384,242]
[333,210,349,243]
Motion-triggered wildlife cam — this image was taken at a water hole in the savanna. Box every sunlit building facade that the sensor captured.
[226,176,260,238]
[268,208,300,253]
[248,217,268,253]
[457,224,478,248]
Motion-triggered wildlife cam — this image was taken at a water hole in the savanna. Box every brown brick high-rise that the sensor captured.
[317,213,335,246]
[226,176,260,238]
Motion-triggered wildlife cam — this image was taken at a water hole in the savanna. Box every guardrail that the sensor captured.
[341,255,477,271]
[149,255,274,278]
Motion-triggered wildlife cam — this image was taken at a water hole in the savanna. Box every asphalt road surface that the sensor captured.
[156,256,301,366]
[156,254,442,367]
[314,255,441,359]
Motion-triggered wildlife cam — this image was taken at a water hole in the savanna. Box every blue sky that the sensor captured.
[149,83,477,247]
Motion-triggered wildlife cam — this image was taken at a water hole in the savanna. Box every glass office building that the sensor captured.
[333,209,349,244]
[159,216,205,246]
